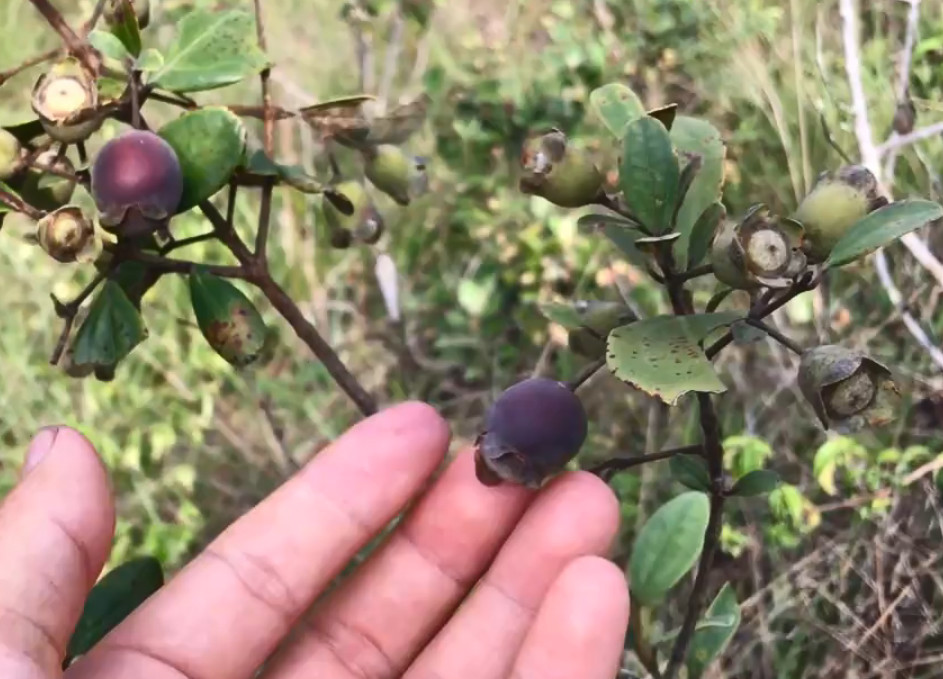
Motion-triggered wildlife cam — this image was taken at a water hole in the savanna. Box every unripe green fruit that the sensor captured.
[323,180,384,246]
[18,150,77,211]
[519,130,603,208]
[793,165,883,262]
[363,144,427,206]
[0,129,22,180]
[189,270,268,367]
[709,221,758,291]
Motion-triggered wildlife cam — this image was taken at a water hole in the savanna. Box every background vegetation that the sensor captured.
[3,0,943,676]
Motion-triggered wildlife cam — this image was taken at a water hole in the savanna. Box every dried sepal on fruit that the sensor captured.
[188,269,268,368]
[519,129,604,208]
[91,130,184,239]
[323,180,384,245]
[709,204,807,290]
[797,344,900,433]
[793,165,888,263]
[31,57,103,144]
[475,377,588,489]
[362,144,428,206]
[35,206,100,263]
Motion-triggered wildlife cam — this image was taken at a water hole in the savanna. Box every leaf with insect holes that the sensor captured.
[629,491,710,606]
[589,84,646,138]
[71,281,148,369]
[620,117,680,234]
[607,312,740,405]
[670,117,726,267]
[65,557,163,667]
[158,107,247,212]
[152,10,270,93]
[730,469,781,497]
[825,199,943,268]
[685,582,741,678]
[105,0,143,56]
[670,454,711,491]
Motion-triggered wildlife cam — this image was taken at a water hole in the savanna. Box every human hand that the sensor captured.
[0,402,628,679]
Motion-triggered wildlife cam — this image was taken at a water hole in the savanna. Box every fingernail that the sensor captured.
[23,426,60,475]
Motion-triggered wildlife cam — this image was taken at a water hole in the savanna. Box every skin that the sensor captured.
[0,402,629,679]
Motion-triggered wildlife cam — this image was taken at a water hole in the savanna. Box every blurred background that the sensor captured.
[3,0,943,676]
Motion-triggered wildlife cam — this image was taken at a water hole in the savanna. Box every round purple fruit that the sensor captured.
[475,377,588,488]
[91,130,184,238]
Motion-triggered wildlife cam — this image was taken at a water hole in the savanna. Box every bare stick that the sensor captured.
[745,318,804,355]
[0,186,45,221]
[252,0,276,258]
[589,444,704,479]
[49,269,109,365]
[28,0,100,73]
[566,357,606,392]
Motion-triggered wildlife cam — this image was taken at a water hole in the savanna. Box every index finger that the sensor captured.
[66,402,451,679]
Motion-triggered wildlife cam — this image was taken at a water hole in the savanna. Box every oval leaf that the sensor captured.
[88,29,132,65]
[65,557,163,665]
[670,117,726,265]
[607,312,741,405]
[589,83,645,138]
[687,202,726,269]
[825,199,943,268]
[629,491,710,606]
[730,469,781,497]
[71,280,148,369]
[189,269,267,367]
[158,107,247,212]
[670,453,711,491]
[152,9,271,93]
[685,582,742,678]
[621,116,680,234]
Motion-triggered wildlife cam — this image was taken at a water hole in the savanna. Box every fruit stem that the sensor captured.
[744,318,804,355]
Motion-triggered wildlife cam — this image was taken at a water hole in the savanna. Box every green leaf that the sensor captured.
[825,199,943,268]
[577,213,650,269]
[685,582,741,678]
[105,0,143,57]
[576,212,644,235]
[669,454,711,491]
[152,10,271,93]
[242,149,328,194]
[629,491,710,606]
[620,116,680,234]
[137,48,165,74]
[158,107,247,212]
[88,29,132,65]
[72,281,148,369]
[670,117,726,266]
[607,312,741,405]
[538,301,584,329]
[588,83,646,138]
[650,611,739,646]
[812,436,866,496]
[65,557,163,665]
[687,202,726,269]
[730,469,781,497]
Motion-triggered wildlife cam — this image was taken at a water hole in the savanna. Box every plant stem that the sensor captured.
[252,0,276,259]
[49,268,109,365]
[28,0,100,73]
[589,444,704,479]
[745,318,803,355]
[566,357,606,391]
[0,186,44,220]
[672,263,714,283]
[254,272,379,416]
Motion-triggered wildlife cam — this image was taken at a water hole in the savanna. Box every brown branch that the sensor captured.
[566,357,606,391]
[589,444,704,479]
[28,0,101,73]
[0,47,60,86]
[159,231,218,255]
[198,200,254,264]
[252,0,275,258]
[253,272,379,416]
[49,269,109,365]
[744,318,804,355]
[0,186,45,221]
[113,248,249,279]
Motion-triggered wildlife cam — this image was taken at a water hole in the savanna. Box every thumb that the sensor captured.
[0,426,116,678]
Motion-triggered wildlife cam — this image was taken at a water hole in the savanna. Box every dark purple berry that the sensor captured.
[475,377,588,488]
[91,130,184,238]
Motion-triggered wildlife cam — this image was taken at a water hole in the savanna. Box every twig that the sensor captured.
[49,269,109,365]
[877,120,943,156]
[84,0,109,35]
[0,47,60,86]
[159,231,218,255]
[589,444,704,480]
[28,0,100,73]
[745,318,804,355]
[673,263,714,283]
[0,186,44,221]
[252,0,275,258]
[566,357,606,392]
[378,5,405,105]
[253,272,378,416]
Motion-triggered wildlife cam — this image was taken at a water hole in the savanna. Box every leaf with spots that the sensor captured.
[606,312,741,405]
[188,269,268,368]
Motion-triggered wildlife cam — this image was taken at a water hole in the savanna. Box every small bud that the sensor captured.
[798,344,900,432]
[36,206,99,263]
[188,270,268,367]
[0,129,23,180]
[31,57,103,144]
[323,180,385,246]
[710,205,807,290]
[892,98,916,136]
[104,0,150,30]
[362,144,428,206]
[475,377,588,488]
[519,129,604,208]
[18,150,77,211]
[793,165,887,263]
[91,130,184,238]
